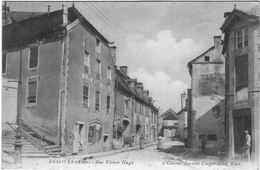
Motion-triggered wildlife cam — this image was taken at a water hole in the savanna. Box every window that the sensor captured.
[88,123,103,144]
[84,51,90,74]
[2,53,6,73]
[95,88,100,111]
[236,27,248,49]
[27,77,38,104]
[107,95,110,113]
[107,67,111,86]
[125,99,129,114]
[96,38,101,55]
[83,83,89,108]
[29,47,39,69]
[96,59,101,80]
[204,56,210,62]
[235,54,248,91]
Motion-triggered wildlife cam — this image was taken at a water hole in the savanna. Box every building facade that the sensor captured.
[158,108,177,137]
[220,6,260,165]
[187,36,225,156]
[113,66,158,148]
[2,6,116,155]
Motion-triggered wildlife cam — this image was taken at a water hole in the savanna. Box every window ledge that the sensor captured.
[28,67,38,71]
[26,103,37,107]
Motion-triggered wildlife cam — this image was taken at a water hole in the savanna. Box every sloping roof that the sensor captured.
[3,7,111,51]
[116,69,133,96]
[221,6,259,32]
[115,68,159,112]
[9,11,46,22]
[246,5,260,17]
[159,108,177,118]
[176,106,188,115]
[163,112,178,120]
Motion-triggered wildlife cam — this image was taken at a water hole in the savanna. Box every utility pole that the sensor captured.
[13,50,23,165]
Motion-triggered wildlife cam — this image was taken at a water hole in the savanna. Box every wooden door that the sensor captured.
[72,124,79,154]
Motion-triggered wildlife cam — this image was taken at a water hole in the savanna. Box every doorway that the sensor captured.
[72,122,85,154]
[233,109,251,155]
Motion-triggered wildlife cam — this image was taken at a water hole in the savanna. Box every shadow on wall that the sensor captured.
[194,100,225,155]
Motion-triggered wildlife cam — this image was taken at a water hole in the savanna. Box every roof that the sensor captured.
[3,6,111,51]
[115,68,159,112]
[221,6,259,32]
[116,69,133,96]
[176,106,188,115]
[163,113,178,120]
[159,108,177,118]
[246,5,260,17]
[9,11,46,22]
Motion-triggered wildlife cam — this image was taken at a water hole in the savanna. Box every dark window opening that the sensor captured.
[205,56,210,62]
[208,134,217,141]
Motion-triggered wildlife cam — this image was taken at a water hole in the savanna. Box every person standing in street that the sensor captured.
[244,130,251,162]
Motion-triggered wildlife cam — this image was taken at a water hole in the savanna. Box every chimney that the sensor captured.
[143,90,149,103]
[127,79,137,91]
[120,66,128,76]
[62,2,68,25]
[135,83,143,98]
[47,5,51,15]
[213,36,222,49]
[143,90,149,97]
[2,2,11,26]
[110,46,117,64]
[148,97,153,105]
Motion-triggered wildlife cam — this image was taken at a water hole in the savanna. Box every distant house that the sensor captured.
[158,108,178,137]
[3,5,116,155]
[114,66,158,148]
[176,106,188,142]
[187,36,225,156]
[221,5,260,165]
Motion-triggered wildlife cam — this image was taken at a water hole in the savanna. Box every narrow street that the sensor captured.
[19,138,194,170]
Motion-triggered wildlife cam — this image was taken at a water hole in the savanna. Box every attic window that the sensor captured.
[205,56,210,62]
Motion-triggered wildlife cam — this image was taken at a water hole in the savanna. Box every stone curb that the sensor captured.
[67,142,157,160]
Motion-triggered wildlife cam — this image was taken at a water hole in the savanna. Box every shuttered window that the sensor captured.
[83,83,89,108]
[84,51,90,74]
[27,78,38,104]
[95,89,100,111]
[2,53,6,73]
[107,95,110,113]
[29,47,38,69]
[235,54,248,91]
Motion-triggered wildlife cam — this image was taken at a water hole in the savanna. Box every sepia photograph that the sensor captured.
[1,1,260,169]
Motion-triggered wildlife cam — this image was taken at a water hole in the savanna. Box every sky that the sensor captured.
[6,1,259,114]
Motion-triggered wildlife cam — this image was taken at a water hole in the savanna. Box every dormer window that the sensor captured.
[236,27,248,49]
[205,56,210,62]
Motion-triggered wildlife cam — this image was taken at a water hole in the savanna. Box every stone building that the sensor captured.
[113,66,158,148]
[220,5,260,165]
[158,108,177,137]
[2,5,116,155]
[187,36,225,156]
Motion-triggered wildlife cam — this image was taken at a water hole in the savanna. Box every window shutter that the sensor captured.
[29,47,38,68]
[235,54,248,91]
[2,54,6,73]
